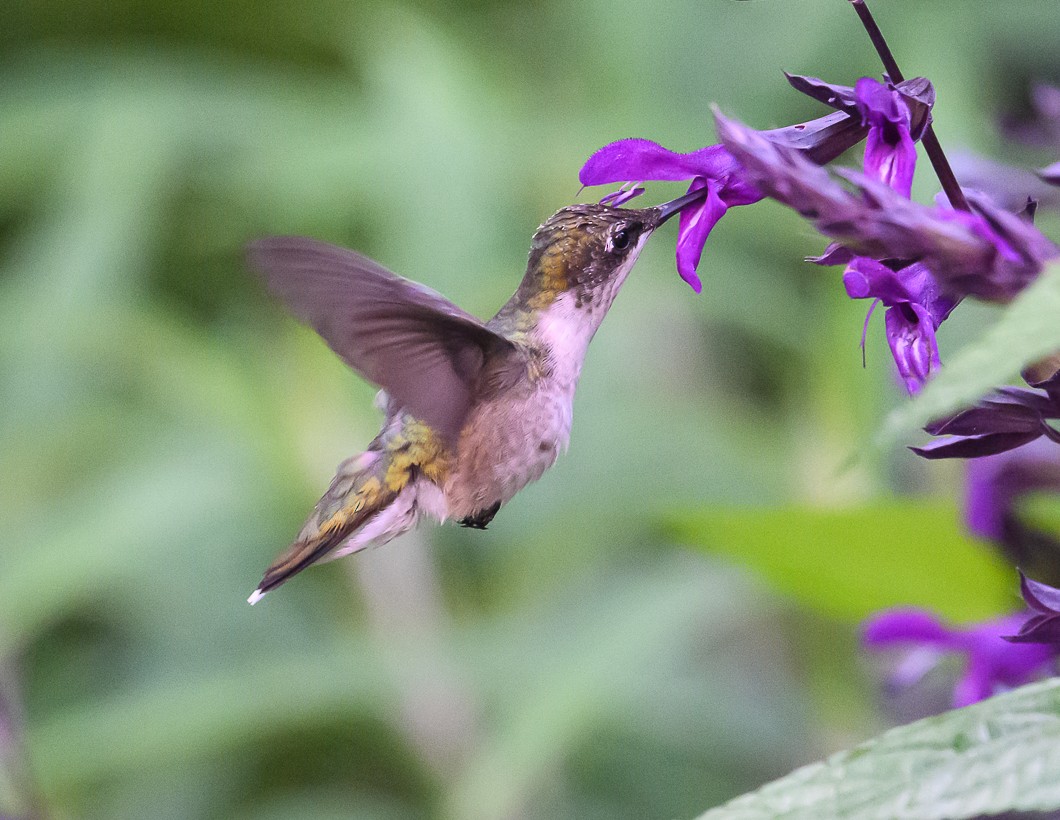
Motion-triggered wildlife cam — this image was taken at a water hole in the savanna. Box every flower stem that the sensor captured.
[848,0,971,212]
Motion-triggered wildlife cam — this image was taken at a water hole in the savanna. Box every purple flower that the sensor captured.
[714,110,1059,302]
[1006,571,1060,645]
[854,77,918,197]
[579,140,763,292]
[864,608,1056,707]
[785,74,935,140]
[841,79,949,392]
[843,258,956,393]
[786,74,933,200]
[579,99,873,292]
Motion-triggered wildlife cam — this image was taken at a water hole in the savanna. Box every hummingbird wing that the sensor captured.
[248,236,519,441]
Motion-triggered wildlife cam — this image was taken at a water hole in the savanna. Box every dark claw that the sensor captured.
[459,501,502,530]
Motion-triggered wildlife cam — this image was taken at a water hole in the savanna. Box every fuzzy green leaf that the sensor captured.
[698,677,1060,819]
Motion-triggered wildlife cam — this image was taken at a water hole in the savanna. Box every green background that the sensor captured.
[3,1,1059,817]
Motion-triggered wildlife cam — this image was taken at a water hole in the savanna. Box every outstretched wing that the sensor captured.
[248,236,518,441]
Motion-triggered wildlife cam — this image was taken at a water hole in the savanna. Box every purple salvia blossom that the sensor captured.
[785,78,948,391]
[579,105,871,292]
[947,154,1059,213]
[579,76,935,293]
[854,77,918,197]
[842,258,956,393]
[863,608,1056,707]
[833,79,953,392]
[714,110,1059,302]
[579,140,764,292]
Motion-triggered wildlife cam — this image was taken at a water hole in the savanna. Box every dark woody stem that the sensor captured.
[849,0,971,212]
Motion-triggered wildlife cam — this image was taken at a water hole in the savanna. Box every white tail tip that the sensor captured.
[247,588,266,606]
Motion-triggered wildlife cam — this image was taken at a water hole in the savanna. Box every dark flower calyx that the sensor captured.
[785,73,935,141]
[1004,572,1060,645]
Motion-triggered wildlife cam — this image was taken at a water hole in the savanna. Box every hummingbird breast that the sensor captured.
[443,374,573,521]
[443,286,621,520]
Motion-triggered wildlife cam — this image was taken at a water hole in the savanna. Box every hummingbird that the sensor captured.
[245,188,705,604]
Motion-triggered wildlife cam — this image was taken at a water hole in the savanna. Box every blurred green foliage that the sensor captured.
[667,500,1015,621]
[3,1,1060,818]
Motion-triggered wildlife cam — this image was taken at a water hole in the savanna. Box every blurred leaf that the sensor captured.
[698,677,1060,819]
[0,434,260,656]
[444,561,775,820]
[879,261,1060,448]
[27,635,391,794]
[666,500,1014,621]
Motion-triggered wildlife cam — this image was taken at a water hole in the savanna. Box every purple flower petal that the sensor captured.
[1004,575,1060,646]
[863,609,955,646]
[786,74,935,141]
[992,387,1060,415]
[952,657,996,708]
[674,179,728,293]
[863,124,916,198]
[915,378,1060,462]
[1023,359,1060,403]
[842,257,912,304]
[885,302,941,394]
[579,105,878,292]
[579,139,735,186]
[865,607,1057,708]
[855,78,917,198]
[785,73,859,114]
[579,138,765,290]
[763,110,867,165]
[895,77,936,141]
[841,257,953,393]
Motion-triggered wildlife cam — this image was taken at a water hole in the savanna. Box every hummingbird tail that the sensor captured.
[249,449,405,603]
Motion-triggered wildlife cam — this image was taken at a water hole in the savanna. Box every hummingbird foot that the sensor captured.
[458,500,502,530]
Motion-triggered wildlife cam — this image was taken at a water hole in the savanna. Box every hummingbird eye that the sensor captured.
[609,224,638,252]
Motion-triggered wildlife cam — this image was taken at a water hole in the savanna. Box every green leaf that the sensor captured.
[697,677,1060,819]
[879,261,1060,448]
[666,500,1013,621]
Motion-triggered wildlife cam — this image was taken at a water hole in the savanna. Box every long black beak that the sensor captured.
[654,187,708,226]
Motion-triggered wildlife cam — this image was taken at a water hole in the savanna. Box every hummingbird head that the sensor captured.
[493,188,706,368]
[511,187,705,315]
